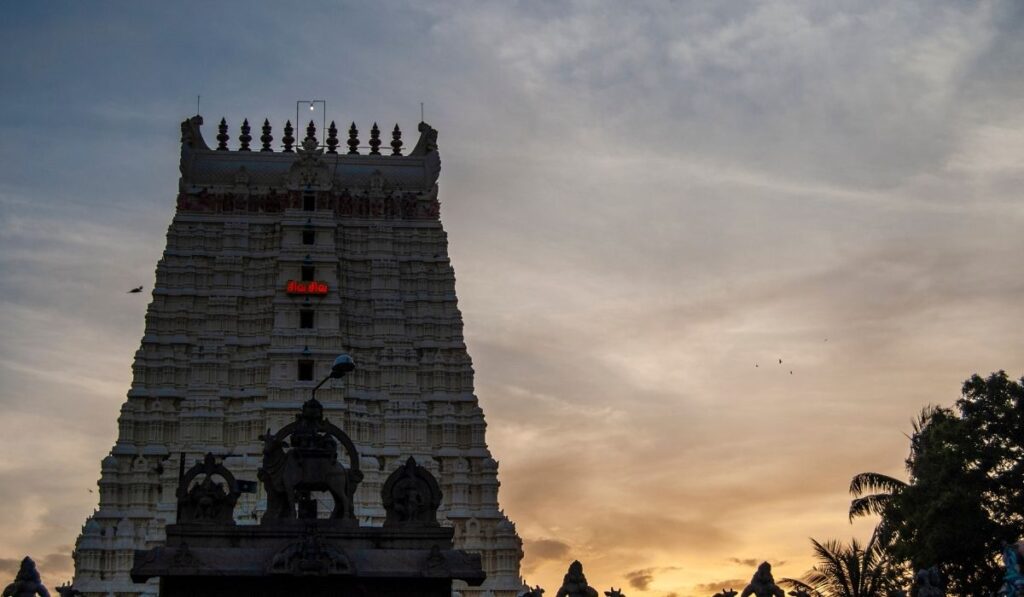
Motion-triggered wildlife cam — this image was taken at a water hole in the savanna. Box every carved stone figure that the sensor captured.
[519,585,545,597]
[714,590,738,597]
[1001,541,1024,597]
[556,560,598,597]
[411,121,439,155]
[382,456,443,527]
[268,528,352,576]
[605,588,626,597]
[258,398,363,522]
[53,585,81,597]
[914,566,943,597]
[741,562,784,597]
[2,557,50,597]
[177,453,240,524]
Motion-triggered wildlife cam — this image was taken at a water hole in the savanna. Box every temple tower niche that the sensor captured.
[72,116,523,596]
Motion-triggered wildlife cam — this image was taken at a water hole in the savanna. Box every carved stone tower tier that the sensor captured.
[72,116,524,596]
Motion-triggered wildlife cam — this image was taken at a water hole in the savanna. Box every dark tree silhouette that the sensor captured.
[849,372,1024,596]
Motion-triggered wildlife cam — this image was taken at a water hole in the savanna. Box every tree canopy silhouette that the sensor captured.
[849,371,1024,596]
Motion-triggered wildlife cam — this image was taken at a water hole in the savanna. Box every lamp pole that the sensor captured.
[310,353,355,403]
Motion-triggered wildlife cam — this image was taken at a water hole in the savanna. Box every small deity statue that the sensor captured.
[741,562,784,597]
[2,557,50,597]
[605,588,626,597]
[519,586,545,597]
[53,584,81,597]
[713,590,738,597]
[556,561,598,597]
[177,453,240,524]
[1001,540,1024,597]
[381,457,443,527]
[914,566,943,597]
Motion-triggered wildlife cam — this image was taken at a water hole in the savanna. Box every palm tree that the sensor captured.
[848,470,907,518]
[781,531,903,597]
[848,408,939,546]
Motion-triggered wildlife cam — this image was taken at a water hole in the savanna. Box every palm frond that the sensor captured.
[778,577,823,596]
[793,531,901,597]
[848,472,906,497]
[848,493,892,522]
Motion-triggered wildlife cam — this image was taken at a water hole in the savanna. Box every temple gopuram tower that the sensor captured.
[72,115,523,596]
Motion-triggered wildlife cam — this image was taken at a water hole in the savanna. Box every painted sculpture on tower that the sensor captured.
[1001,541,1024,597]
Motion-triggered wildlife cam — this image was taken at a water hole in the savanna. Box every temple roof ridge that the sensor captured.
[178,115,440,191]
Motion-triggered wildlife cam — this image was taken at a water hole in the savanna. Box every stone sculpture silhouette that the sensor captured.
[519,587,545,597]
[556,560,598,597]
[713,590,738,597]
[53,584,82,597]
[605,588,626,597]
[2,557,49,597]
[258,398,362,522]
[741,562,784,597]
[381,456,443,527]
[259,431,351,520]
[177,453,240,524]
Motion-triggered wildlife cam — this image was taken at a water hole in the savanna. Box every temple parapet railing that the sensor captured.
[178,115,441,196]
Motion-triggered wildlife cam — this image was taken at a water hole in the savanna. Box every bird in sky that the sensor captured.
[128,286,143,293]
[778,358,783,364]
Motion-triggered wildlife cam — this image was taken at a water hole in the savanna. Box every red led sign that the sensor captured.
[286,280,329,295]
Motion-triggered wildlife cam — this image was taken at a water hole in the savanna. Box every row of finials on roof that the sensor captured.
[215,118,406,156]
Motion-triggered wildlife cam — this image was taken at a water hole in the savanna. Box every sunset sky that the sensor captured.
[1,2,1023,595]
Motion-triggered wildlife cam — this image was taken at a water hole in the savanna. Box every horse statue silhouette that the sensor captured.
[258,398,362,522]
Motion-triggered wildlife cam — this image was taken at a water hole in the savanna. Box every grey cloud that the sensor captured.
[524,538,572,562]
[0,559,19,576]
[625,566,684,591]
[693,579,747,593]
[728,558,786,568]
[420,1,1018,187]
[626,567,656,590]
[728,558,761,568]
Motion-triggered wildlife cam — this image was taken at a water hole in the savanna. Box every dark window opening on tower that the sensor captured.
[300,309,314,329]
[302,230,315,245]
[303,192,315,211]
[301,265,315,281]
[298,360,314,381]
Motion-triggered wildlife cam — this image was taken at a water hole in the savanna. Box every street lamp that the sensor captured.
[310,353,355,402]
